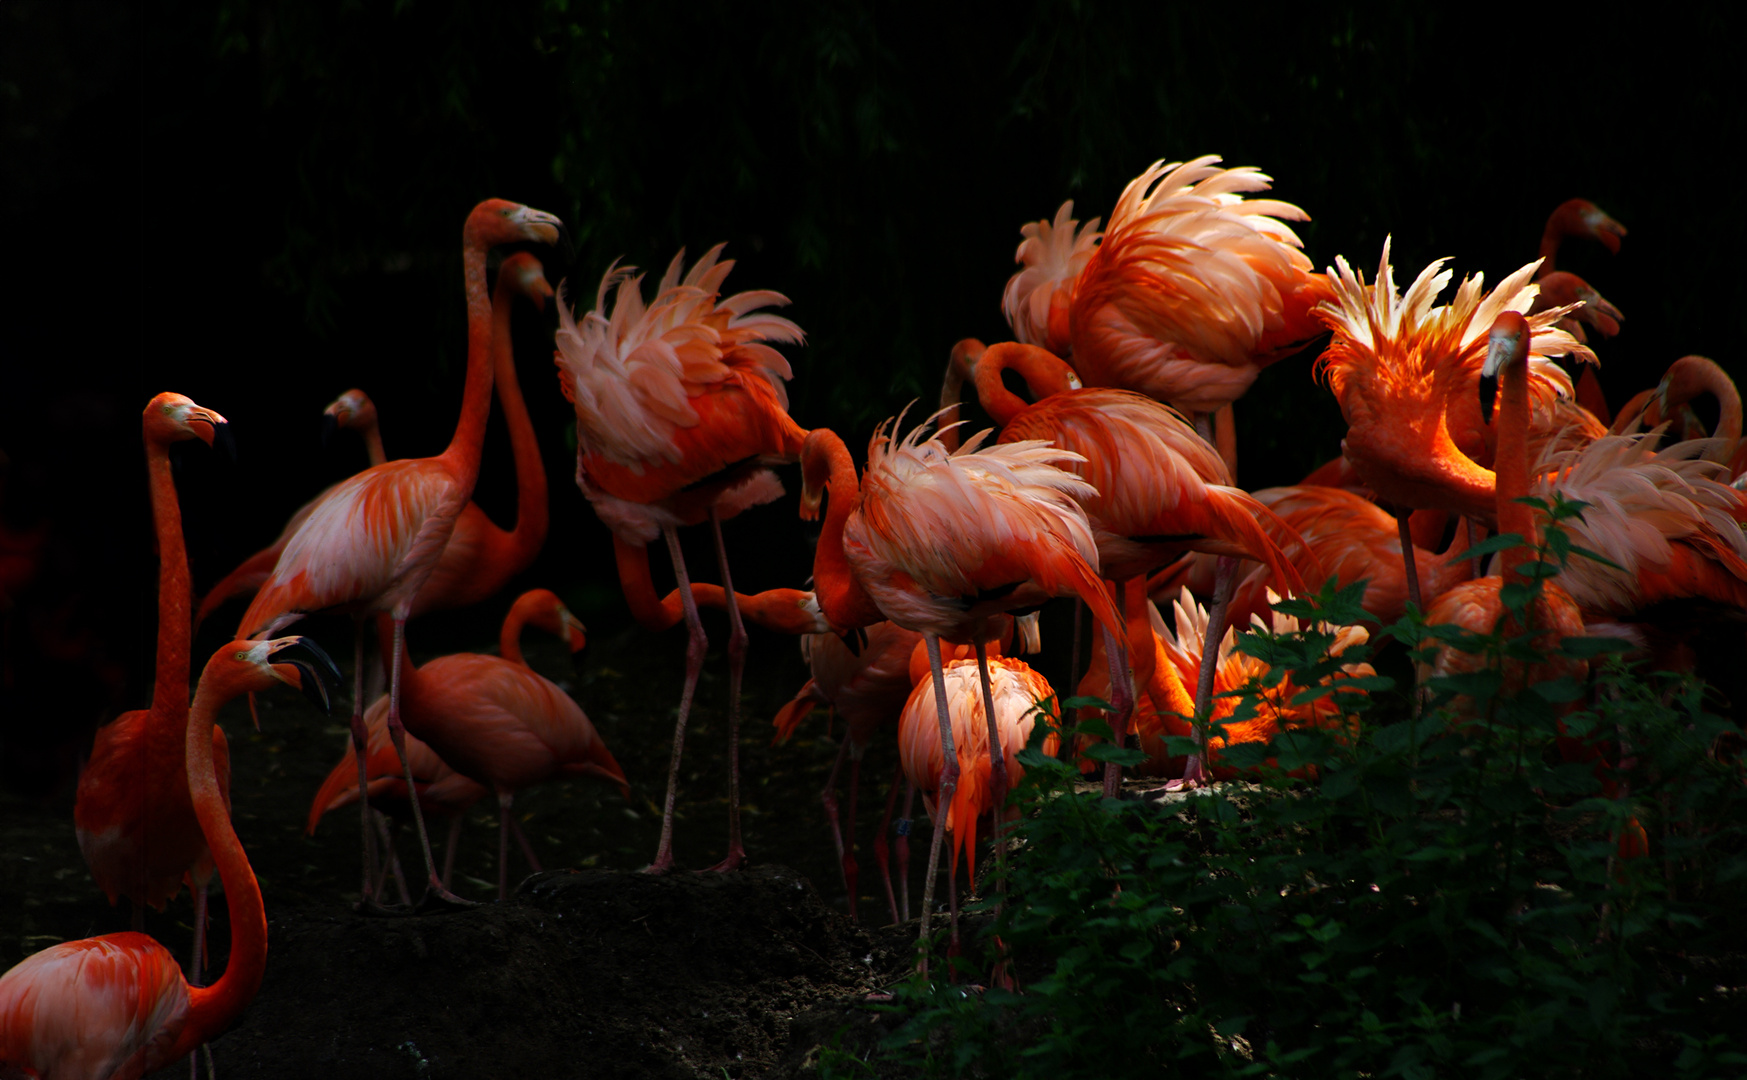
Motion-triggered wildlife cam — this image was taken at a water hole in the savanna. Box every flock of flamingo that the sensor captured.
[5,155,1745,1075]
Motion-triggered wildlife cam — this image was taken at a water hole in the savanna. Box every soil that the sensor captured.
[1,612,955,1079]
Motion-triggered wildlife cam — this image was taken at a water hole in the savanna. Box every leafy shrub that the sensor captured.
[856,509,1747,1079]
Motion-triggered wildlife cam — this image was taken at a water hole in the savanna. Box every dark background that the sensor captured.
[3,1,1742,797]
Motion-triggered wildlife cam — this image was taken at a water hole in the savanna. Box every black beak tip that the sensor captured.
[1479,372,1498,425]
[555,223,576,265]
[212,422,238,464]
[270,637,343,712]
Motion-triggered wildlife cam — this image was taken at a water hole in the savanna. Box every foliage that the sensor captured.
[856,511,1747,1078]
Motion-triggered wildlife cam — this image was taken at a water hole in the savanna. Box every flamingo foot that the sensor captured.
[703,845,747,873]
[414,881,480,912]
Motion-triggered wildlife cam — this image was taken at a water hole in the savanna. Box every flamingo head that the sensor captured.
[144,392,234,459]
[321,389,377,445]
[1479,312,1532,424]
[798,428,845,522]
[1656,355,1726,421]
[209,636,342,713]
[1548,198,1627,254]
[466,199,565,250]
[501,252,554,311]
[517,588,588,654]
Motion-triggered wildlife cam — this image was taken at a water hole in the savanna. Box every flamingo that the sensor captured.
[199,250,555,629]
[609,535,828,636]
[800,415,1127,967]
[238,198,562,909]
[946,339,1321,787]
[1001,200,1102,359]
[897,653,1058,958]
[1537,198,1627,278]
[1313,239,1597,609]
[74,393,234,991]
[1,636,338,1080]
[554,244,807,874]
[375,588,629,901]
[1536,198,1626,424]
[304,587,590,896]
[771,620,922,923]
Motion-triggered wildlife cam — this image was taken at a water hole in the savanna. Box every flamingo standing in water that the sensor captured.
[378,589,630,900]
[74,393,234,988]
[554,245,807,874]
[800,415,1126,965]
[238,198,562,909]
[1,636,338,1080]
[199,250,555,629]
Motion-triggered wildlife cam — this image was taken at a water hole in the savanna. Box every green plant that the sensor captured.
[870,507,1747,1078]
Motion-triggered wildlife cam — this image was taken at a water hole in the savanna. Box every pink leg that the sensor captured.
[972,640,1009,879]
[386,613,472,907]
[508,807,544,874]
[706,509,749,872]
[1099,623,1137,798]
[350,619,381,908]
[872,759,904,925]
[916,634,960,978]
[897,780,916,923]
[945,824,961,972]
[1397,510,1423,612]
[650,527,708,874]
[497,792,513,901]
[820,737,852,904]
[1186,556,1239,787]
[375,815,412,907]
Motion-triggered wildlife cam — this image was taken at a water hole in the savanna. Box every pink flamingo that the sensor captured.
[554,244,807,874]
[238,198,562,909]
[1,636,338,1080]
[74,393,234,991]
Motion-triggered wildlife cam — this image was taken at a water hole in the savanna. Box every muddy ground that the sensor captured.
[1,611,981,1079]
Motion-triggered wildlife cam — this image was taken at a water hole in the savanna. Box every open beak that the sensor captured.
[211,420,237,464]
[269,636,343,713]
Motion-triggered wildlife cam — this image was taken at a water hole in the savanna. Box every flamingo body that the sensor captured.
[0,934,189,1080]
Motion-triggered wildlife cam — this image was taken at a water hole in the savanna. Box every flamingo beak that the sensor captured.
[269,637,343,713]
[209,420,238,463]
[320,411,340,448]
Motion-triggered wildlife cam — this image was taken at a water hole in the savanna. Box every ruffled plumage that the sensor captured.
[554,244,805,470]
[1002,200,1103,356]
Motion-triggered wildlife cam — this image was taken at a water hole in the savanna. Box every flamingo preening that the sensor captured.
[237,198,563,909]
[2,637,338,1080]
[554,244,807,874]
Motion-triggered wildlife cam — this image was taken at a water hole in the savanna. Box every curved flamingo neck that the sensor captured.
[974,342,1077,427]
[490,271,549,565]
[143,431,191,719]
[499,593,541,665]
[1665,356,1742,458]
[808,433,884,631]
[438,234,498,489]
[180,669,266,1047]
[361,419,386,467]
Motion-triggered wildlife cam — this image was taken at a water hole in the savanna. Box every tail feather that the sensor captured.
[307,751,363,835]
[1203,486,1320,595]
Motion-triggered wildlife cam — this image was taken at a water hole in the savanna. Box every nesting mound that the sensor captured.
[167,865,912,1080]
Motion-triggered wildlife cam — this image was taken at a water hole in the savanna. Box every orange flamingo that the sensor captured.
[376,589,628,900]
[554,244,807,874]
[800,415,1126,964]
[1314,239,1597,608]
[1537,198,1626,277]
[609,534,828,636]
[199,250,554,629]
[74,393,234,988]
[238,198,562,908]
[897,653,1058,955]
[1,636,338,1080]
[1002,200,1102,359]
[1536,198,1626,424]
[772,620,922,923]
[947,339,1320,785]
[305,588,590,897]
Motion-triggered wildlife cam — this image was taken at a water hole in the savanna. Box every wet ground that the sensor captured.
[1,613,946,1079]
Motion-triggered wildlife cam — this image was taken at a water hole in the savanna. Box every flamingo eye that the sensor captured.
[235,651,248,660]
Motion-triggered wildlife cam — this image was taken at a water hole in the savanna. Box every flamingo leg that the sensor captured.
[509,811,543,875]
[872,758,904,925]
[649,526,708,874]
[1099,621,1136,798]
[897,780,916,923]
[1187,556,1239,787]
[844,746,864,922]
[946,827,962,975]
[496,792,514,901]
[972,639,1009,884]
[820,736,852,906]
[1067,597,1084,721]
[350,619,380,908]
[1397,509,1424,611]
[706,509,748,873]
[375,813,412,908]
[916,634,960,977]
[441,814,463,890]
[386,614,473,907]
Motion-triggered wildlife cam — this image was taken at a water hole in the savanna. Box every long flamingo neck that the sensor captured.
[812,436,883,630]
[499,596,538,665]
[975,343,1073,427]
[144,435,191,718]
[1496,350,1534,583]
[492,275,549,561]
[361,420,386,467]
[440,240,497,489]
[181,672,265,1044]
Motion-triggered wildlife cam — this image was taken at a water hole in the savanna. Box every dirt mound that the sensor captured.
[154,865,913,1080]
